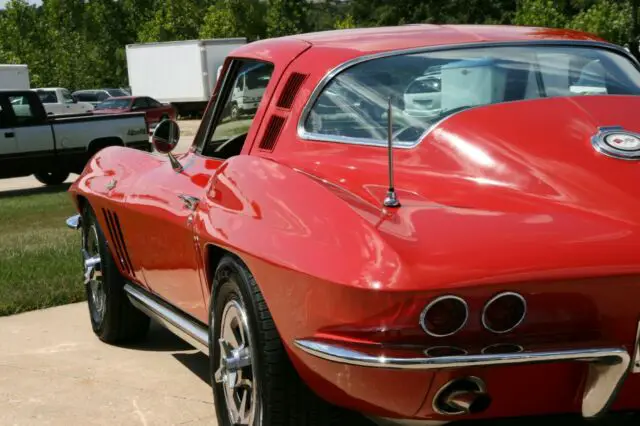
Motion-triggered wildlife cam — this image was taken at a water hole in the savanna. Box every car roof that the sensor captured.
[233,24,606,60]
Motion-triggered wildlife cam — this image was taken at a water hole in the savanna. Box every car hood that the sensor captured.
[313,95,640,287]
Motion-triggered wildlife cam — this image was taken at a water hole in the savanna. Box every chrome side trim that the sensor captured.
[633,321,640,373]
[294,338,630,418]
[124,284,209,354]
[296,39,640,149]
[481,291,527,334]
[419,295,468,337]
[66,214,81,230]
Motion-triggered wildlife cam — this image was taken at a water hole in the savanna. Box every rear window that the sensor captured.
[36,90,57,104]
[303,45,640,147]
[106,89,129,97]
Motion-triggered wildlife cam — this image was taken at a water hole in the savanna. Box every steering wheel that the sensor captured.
[212,132,249,159]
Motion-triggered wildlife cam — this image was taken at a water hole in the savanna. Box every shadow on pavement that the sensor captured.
[122,321,211,386]
[123,320,194,352]
[173,351,211,387]
[0,183,71,198]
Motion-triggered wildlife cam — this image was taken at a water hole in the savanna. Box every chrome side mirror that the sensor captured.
[152,119,182,172]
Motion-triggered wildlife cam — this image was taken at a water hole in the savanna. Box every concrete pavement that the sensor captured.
[0,302,216,426]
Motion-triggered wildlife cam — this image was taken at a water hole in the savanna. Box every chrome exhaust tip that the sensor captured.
[433,377,491,415]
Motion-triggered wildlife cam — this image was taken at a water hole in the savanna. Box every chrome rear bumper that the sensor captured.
[294,338,631,418]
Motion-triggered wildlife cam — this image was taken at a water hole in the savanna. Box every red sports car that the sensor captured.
[92,95,176,130]
[66,25,640,425]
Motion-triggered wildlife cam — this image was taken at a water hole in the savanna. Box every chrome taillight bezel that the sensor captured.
[420,295,469,337]
[481,291,527,334]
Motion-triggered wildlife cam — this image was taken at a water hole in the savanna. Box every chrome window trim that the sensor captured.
[481,291,527,334]
[633,320,640,373]
[297,39,640,149]
[419,295,469,337]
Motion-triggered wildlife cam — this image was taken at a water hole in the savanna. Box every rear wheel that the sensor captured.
[34,169,69,185]
[210,255,372,426]
[81,204,149,343]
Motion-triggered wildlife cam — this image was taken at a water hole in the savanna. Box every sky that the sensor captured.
[0,0,41,8]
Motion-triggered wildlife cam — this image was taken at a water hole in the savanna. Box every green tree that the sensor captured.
[334,13,357,30]
[138,0,207,42]
[266,0,310,37]
[570,0,632,46]
[0,0,47,86]
[199,0,266,40]
[514,0,569,27]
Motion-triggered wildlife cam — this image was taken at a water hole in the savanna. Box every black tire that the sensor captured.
[230,103,240,120]
[34,169,69,185]
[209,255,371,426]
[81,204,150,343]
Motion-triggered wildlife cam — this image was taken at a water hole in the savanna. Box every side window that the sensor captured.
[0,104,8,129]
[148,98,162,107]
[133,98,149,109]
[7,95,38,126]
[97,92,109,101]
[61,89,74,104]
[202,61,274,159]
[37,90,57,104]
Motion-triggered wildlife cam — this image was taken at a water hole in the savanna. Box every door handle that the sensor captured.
[4,132,14,138]
[178,194,200,211]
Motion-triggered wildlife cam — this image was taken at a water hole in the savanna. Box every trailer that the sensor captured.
[0,64,30,90]
[125,38,247,117]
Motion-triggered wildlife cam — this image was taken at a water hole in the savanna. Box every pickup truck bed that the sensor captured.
[0,90,150,185]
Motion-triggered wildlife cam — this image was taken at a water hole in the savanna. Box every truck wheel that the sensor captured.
[34,169,70,185]
[81,204,150,343]
[210,256,371,426]
[230,103,239,120]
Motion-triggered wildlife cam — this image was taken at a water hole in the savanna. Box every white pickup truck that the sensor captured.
[34,87,95,116]
[0,90,150,185]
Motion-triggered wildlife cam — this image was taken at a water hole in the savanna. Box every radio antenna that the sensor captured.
[383,96,400,208]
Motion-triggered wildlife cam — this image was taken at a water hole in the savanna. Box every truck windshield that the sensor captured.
[304,45,640,147]
[95,99,132,110]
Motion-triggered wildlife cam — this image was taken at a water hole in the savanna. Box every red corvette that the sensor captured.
[66,25,640,425]
[92,95,176,131]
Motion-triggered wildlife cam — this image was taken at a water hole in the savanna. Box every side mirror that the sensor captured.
[151,119,182,172]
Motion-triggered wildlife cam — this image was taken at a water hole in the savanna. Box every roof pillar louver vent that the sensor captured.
[259,115,286,152]
[277,72,308,109]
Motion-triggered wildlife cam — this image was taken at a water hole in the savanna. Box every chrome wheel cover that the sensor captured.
[82,221,104,324]
[215,299,259,425]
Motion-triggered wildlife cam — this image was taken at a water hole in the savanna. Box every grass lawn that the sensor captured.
[0,189,84,316]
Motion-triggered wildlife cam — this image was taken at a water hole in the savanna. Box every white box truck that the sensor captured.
[0,64,30,90]
[125,38,246,116]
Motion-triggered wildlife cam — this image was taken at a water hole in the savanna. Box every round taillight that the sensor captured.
[482,292,526,334]
[420,296,468,337]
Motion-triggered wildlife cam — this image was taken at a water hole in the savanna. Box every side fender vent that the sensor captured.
[259,115,286,152]
[102,208,135,277]
[276,72,308,109]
